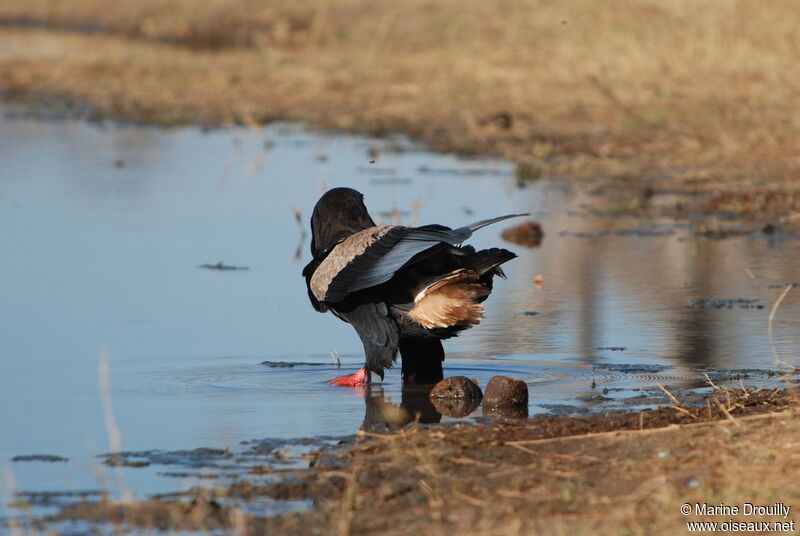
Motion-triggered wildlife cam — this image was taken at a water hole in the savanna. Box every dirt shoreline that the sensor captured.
[2,0,800,223]
[9,387,798,535]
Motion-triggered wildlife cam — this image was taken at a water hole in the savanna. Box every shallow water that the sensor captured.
[1,103,799,517]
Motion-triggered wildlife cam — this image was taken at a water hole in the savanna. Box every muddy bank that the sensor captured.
[2,1,800,222]
[14,387,800,535]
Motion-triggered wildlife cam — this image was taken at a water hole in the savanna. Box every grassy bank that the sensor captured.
[1,0,800,220]
[21,387,800,535]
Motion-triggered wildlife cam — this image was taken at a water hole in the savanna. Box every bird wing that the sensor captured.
[311,213,527,303]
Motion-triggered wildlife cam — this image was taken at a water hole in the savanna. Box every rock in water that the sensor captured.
[430,376,483,400]
[429,376,483,417]
[483,376,528,407]
[501,220,544,248]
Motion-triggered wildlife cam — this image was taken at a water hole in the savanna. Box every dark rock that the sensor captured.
[501,220,544,248]
[429,376,482,401]
[483,376,528,408]
[429,376,483,418]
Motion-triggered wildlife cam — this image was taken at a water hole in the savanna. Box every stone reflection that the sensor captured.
[360,383,443,433]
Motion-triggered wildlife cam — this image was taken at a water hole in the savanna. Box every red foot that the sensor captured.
[327,367,369,387]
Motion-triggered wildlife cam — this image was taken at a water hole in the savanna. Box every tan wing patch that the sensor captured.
[408,269,490,329]
[310,225,397,302]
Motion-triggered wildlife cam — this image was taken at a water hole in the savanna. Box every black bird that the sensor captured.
[302,187,525,386]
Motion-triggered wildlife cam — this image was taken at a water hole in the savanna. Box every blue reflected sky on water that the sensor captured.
[0,104,798,506]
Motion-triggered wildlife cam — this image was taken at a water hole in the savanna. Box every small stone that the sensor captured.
[429,376,483,418]
[501,220,544,248]
[483,376,528,408]
[430,376,482,400]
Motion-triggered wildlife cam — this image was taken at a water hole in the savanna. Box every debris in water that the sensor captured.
[501,220,544,247]
[198,261,250,271]
[689,298,764,309]
[260,361,326,368]
[12,454,68,463]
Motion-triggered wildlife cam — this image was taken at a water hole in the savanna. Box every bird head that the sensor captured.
[310,187,376,257]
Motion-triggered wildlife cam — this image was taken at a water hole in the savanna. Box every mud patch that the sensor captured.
[689,298,764,309]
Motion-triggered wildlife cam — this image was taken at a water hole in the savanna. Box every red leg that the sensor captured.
[328,367,370,387]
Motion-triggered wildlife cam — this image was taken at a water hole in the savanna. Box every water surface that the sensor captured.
[1,104,798,516]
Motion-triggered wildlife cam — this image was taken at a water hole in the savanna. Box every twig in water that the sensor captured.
[703,373,721,391]
[2,464,24,536]
[293,208,308,262]
[656,384,696,418]
[768,284,793,365]
[656,384,680,405]
[294,208,306,238]
[330,349,341,368]
[738,378,749,396]
[99,349,132,502]
[408,196,422,227]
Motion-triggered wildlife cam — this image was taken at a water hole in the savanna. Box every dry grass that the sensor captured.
[24,388,800,535]
[1,0,800,218]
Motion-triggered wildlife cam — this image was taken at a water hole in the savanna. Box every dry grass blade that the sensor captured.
[712,397,740,426]
[768,284,793,364]
[656,384,681,405]
[98,349,132,502]
[703,373,721,391]
[453,490,490,508]
[1,464,24,536]
[337,465,360,536]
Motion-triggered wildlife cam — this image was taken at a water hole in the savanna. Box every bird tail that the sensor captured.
[462,247,517,279]
[466,213,530,233]
[408,269,489,330]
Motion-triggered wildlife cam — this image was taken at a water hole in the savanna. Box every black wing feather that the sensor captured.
[325,213,527,300]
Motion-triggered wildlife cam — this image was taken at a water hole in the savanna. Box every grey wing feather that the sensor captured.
[332,213,529,298]
[395,213,529,245]
[336,302,399,378]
